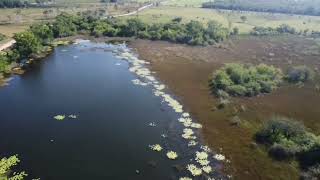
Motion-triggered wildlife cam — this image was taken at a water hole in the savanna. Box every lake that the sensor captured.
[0,41,224,180]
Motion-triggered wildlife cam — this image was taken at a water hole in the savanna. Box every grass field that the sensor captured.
[130,6,320,34]
[161,0,207,7]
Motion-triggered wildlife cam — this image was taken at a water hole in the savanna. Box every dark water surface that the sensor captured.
[0,42,194,180]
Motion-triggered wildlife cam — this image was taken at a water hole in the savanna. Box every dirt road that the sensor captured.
[0,40,15,51]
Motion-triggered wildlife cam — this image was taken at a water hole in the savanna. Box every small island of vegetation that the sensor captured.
[210,63,283,97]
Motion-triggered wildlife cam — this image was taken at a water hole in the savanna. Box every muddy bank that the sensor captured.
[129,36,320,180]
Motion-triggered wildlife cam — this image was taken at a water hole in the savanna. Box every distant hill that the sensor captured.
[202,0,320,16]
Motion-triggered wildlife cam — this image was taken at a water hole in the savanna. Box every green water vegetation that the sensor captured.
[0,155,27,180]
[286,66,315,84]
[54,115,66,121]
[210,63,283,97]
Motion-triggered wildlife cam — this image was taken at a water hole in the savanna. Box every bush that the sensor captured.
[301,164,320,180]
[250,24,296,36]
[13,31,42,59]
[211,63,283,97]
[256,117,320,160]
[0,33,5,41]
[286,65,315,83]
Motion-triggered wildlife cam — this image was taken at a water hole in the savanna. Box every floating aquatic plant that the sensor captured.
[188,140,198,147]
[54,115,65,121]
[213,154,225,161]
[195,151,210,166]
[196,151,208,160]
[166,151,178,160]
[179,118,193,127]
[182,113,190,117]
[187,164,202,176]
[182,128,196,140]
[190,123,202,129]
[149,144,163,152]
[202,166,213,174]
[149,122,156,127]
[179,177,192,180]
[68,115,77,119]
[200,146,212,153]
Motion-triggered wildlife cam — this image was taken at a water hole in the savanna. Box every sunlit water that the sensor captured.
[0,41,225,180]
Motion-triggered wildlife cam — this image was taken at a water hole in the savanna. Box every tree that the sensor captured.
[240,16,247,23]
[30,23,54,45]
[13,31,41,58]
[52,13,78,38]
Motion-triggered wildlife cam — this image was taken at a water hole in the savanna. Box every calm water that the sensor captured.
[0,42,223,180]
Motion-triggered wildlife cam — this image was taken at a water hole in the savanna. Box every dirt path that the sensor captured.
[105,3,154,18]
[0,40,15,51]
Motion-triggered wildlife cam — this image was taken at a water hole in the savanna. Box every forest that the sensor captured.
[202,0,320,16]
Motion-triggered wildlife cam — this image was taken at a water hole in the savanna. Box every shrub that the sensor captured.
[256,117,320,161]
[256,117,306,144]
[276,24,296,34]
[211,63,283,97]
[29,23,54,45]
[301,164,320,180]
[286,65,315,83]
[13,31,42,59]
[0,33,5,41]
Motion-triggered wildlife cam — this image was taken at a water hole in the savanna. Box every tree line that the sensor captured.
[0,0,29,8]
[202,0,320,16]
[0,13,230,75]
[0,0,53,8]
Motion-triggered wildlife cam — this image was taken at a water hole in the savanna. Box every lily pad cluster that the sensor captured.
[53,114,78,121]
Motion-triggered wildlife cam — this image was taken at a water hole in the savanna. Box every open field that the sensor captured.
[161,0,207,7]
[130,6,320,34]
[130,35,320,180]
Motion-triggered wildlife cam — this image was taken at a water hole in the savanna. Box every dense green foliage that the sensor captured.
[202,0,320,16]
[13,31,42,59]
[256,117,320,161]
[49,13,229,45]
[250,24,296,36]
[210,63,283,97]
[30,23,54,45]
[0,155,27,180]
[286,66,314,83]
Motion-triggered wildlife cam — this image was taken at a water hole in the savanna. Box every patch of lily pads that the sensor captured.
[54,114,78,121]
